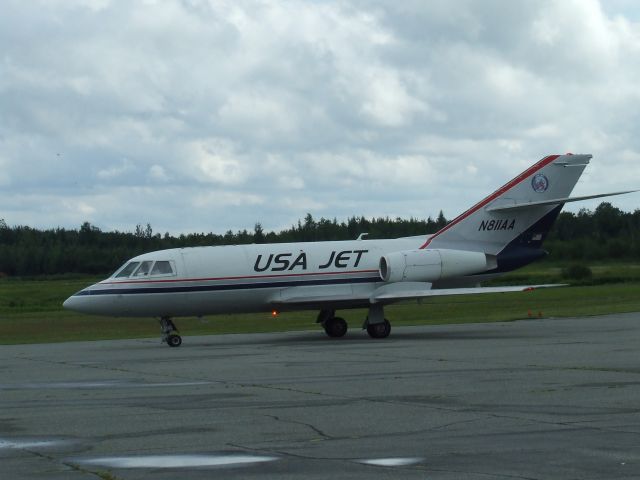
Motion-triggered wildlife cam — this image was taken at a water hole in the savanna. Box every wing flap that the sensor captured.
[275,293,370,306]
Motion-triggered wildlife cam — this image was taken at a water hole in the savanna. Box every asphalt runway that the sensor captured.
[1,313,640,479]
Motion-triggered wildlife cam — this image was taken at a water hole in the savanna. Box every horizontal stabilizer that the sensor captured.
[486,190,637,212]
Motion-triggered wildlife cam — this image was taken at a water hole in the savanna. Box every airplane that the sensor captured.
[63,154,635,347]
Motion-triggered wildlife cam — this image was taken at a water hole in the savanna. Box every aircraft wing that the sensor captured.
[369,282,563,303]
[370,283,563,302]
[273,282,564,308]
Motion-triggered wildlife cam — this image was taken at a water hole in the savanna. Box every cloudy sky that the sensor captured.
[1,0,639,235]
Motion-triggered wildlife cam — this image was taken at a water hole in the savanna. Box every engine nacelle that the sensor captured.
[379,248,489,283]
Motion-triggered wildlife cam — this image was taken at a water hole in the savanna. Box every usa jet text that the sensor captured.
[254,249,368,272]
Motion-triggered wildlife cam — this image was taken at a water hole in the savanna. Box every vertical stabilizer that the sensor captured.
[421,154,592,256]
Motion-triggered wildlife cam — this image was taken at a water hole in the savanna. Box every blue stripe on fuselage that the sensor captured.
[75,275,380,296]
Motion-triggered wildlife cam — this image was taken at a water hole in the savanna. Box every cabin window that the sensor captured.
[132,261,153,277]
[150,260,174,275]
[114,262,140,278]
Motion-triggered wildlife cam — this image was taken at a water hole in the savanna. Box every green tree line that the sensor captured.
[544,203,640,260]
[0,202,638,276]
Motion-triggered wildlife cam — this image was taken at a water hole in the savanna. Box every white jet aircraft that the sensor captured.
[64,154,634,346]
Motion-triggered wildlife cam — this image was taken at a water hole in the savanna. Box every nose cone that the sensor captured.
[62,285,121,316]
[63,288,97,314]
[63,292,82,312]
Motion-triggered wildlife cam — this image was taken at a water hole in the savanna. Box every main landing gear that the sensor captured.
[160,316,182,347]
[365,318,391,339]
[362,303,391,339]
[317,309,348,338]
[317,305,392,339]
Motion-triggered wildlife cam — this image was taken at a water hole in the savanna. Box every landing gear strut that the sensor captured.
[160,316,182,347]
[317,309,348,338]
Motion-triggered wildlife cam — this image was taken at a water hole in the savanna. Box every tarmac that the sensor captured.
[1,313,640,479]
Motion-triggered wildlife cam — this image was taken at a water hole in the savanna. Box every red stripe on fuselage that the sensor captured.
[101,268,381,285]
[419,154,560,249]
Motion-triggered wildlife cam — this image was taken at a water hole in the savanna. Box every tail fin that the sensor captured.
[421,154,592,265]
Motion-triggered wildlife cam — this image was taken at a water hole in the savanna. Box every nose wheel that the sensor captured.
[160,317,182,347]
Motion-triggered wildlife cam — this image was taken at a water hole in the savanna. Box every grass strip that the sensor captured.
[1,274,639,344]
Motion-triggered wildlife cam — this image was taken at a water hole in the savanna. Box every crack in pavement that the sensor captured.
[264,414,333,440]
[17,447,123,480]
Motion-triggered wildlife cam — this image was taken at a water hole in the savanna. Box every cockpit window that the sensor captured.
[114,262,140,278]
[151,261,174,275]
[132,261,153,277]
[113,260,176,279]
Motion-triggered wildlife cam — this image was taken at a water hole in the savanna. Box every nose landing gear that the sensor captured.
[160,317,182,347]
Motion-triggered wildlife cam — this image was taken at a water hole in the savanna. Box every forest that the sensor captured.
[0,202,639,277]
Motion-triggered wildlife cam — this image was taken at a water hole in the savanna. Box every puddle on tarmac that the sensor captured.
[0,438,67,449]
[357,457,424,467]
[75,454,278,468]
[3,435,422,471]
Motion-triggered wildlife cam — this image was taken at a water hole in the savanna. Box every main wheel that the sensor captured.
[324,317,348,338]
[367,319,391,339]
[167,334,182,347]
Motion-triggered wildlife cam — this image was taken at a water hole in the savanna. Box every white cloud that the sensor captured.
[186,139,249,186]
[1,0,640,234]
[149,164,168,181]
[63,199,96,216]
[97,158,133,179]
[218,92,298,137]
[191,191,263,209]
[277,176,305,190]
[359,69,428,127]
[0,155,9,186]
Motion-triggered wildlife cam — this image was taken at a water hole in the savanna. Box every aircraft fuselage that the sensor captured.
[64,237,425,317]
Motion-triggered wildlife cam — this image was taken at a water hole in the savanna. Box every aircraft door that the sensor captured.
[178,250,190,279]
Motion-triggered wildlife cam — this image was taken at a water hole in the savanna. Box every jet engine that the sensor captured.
[379,248,489,283]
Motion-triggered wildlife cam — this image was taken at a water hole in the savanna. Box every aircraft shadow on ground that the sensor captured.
[179,328,537,348]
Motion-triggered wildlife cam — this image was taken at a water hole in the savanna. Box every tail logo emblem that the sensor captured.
[531,173,549,193]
